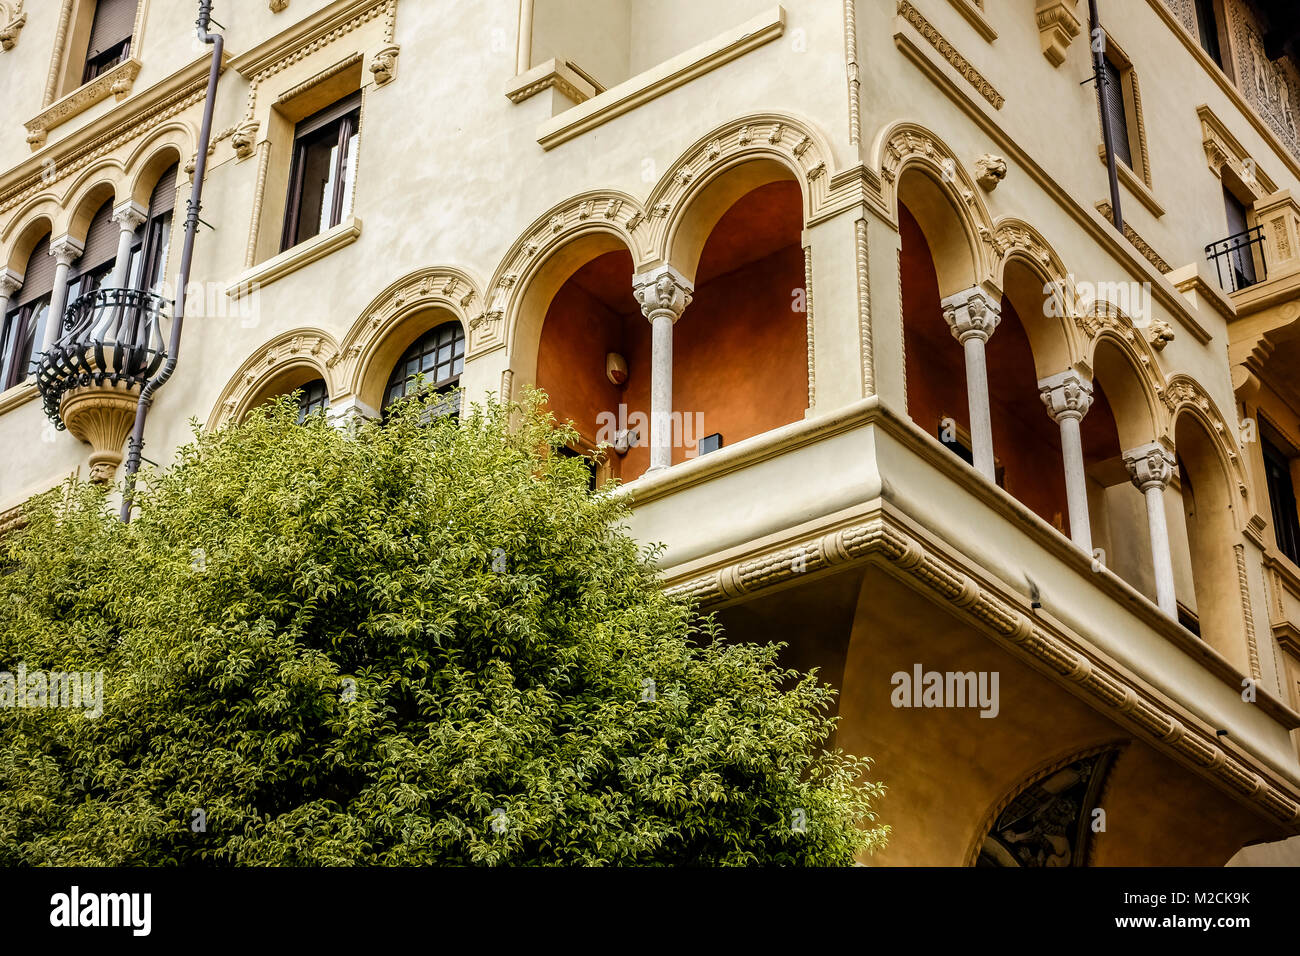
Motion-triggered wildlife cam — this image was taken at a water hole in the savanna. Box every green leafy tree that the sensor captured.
[0,390,887,865]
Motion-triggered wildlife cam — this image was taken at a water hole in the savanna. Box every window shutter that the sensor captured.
[87,0,137,57]
[148,163,178,216]
[14,233,55,307]
[73,201,121,277]
[1102,58,1132,168]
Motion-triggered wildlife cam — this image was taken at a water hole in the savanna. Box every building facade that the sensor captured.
[2,0,1300,865]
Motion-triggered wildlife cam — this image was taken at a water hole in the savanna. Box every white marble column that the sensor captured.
[941,286,1001,481]
[41,236,83,351]
[109,201,148,290]
[1039,369,1095,553]
[0,268,21,319]
[1123,441,1179,618]
[325,395,379,432]
[633,265,693,473]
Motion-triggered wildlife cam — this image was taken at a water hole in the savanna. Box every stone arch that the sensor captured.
[338,266,482,413]
[1088,330,1163,451]
[59,172,120,243]
[1161,374,1251,512]
[2,209,55,275]
[990,218,1082,378]
[648,113,833,284]
[966,741,1127,867]
[876,121,995,297]
[125,133,188,209]
[207,328,341,430]
[491,190,645,384]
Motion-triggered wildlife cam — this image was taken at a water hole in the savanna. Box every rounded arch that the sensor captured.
[1161,374,1251,512]
[491,193,643,383]
[339,266,482,412]
[1090,332,1163,451]
[60,175,119,243]
[3,212,54,276]
[876,121,995,296]
[207,328,341,430]
[965,741,1127,867]
[647,113,832,284]
[126,138,186,209]
[990,218,1083,377]
[1172,406,1250,670]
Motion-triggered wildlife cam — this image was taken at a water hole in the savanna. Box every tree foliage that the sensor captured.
[0,390,887,865]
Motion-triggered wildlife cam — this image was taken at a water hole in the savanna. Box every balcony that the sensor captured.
[35,287,170,482]
[1206,226,1267,293]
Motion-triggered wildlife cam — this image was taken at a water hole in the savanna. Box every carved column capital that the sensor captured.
[0,267,23,299]
[111,200,148,233]
[1124,441,1176,492]
[941,286,1001,344]
[633,264,693,324]
[49,235,84,267]
[1039,369,1094,422]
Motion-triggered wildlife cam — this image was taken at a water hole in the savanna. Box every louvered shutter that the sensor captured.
[73,201,121,277]
[148,163,178,216]
[1101,58,1132,168]
[14,233,55,307]
[87,0,137,57]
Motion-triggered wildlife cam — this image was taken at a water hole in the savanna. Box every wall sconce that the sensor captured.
[606,352,628,385]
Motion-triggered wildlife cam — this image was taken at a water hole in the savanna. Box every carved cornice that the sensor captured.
[1,53,217,215]
[505,59,596,106]
[24,58,143,150]
[232,0,397,83]
[1095,201,1172,274]
[1035,0,1080,66]
[1198,104,1277,198]
[663,507,1300,831]
[896,0,1004,109]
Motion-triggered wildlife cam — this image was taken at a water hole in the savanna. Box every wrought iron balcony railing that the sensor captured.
[36,287,170,426]
[1205,226,1267,293]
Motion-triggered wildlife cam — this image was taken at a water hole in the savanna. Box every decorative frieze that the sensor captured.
[896,0,1005,109]
[25,59,143,150]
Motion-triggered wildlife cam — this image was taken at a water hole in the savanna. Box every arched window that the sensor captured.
[295,378,329,423]
[383,322,464,412]
[0,230,54,391]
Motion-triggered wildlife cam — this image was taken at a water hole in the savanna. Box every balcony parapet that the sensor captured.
[35,287,170,482]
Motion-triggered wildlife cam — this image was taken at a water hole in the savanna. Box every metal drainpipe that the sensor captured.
[1089,0,1124,232]
[120,1,223,523]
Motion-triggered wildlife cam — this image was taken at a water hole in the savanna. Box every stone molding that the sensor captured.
[0,1,25,51]
[25,59,143,150]
[1035,0,1080,66]
[207,328,341,430]
[662,505,1300,831]
[895,0,1004,109]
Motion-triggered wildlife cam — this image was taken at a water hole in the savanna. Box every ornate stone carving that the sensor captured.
[633,265,693,324]
[231,119,259,160]
[59,385,140,483]
[270,0,289,11]
[111,201,148,233]
[1040,369,1094,422]
[896,0,1005,109]
[1095,201,1173,273]
[975,153,1007,191]
[369,43,399,85]
[0,1,26,51]
[941,287,1001,343]
[24,58,142,151]
[1035,0,1081,67]
[207,329,340,430]
[1124,442,1176,492]
[1147,320,1175,350]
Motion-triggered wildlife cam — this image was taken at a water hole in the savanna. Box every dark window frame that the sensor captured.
[281,93,362,252]
[295,378,329,423]
[383,322,466,413]
[0,295,52,392]
[1262,434,1300,567]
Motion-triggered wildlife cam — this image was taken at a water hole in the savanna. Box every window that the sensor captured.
[1263,436,1300,566]
[127,164,177,295]
[1101,55,1133,169]
[0,232,55,392]
[281,93,361,252]
[1194,0,1224,68]
[81,0,135,84]
[383,322,465,412]
[64,200,118,306]
[295,378,329,423]
[1222,186,1257,289]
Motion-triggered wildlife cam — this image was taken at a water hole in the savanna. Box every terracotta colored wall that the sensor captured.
[672,242,808,462]
[900,204,1069,529]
